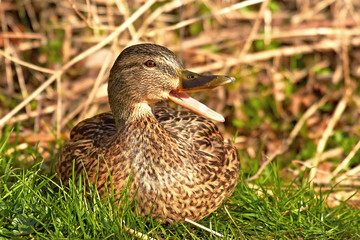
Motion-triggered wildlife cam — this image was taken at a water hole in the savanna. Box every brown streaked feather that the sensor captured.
[70,112,116,146]
[56,105,239,222]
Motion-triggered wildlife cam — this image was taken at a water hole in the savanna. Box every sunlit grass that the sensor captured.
[1,127,359,239]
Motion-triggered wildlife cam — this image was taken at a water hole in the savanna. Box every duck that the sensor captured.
[56,43,240,223]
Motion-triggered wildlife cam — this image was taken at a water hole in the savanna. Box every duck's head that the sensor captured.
[108,43,234,127]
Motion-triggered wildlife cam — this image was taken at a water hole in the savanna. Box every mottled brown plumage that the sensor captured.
[57,44,240,222]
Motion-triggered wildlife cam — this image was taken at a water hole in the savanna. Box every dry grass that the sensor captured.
[1,0,360,215]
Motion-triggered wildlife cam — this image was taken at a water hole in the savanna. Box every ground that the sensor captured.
[1,0,360,238]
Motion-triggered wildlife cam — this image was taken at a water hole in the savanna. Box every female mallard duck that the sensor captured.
[57,43,239,222]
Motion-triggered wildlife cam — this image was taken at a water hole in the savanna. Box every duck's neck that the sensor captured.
[112,102,154,129]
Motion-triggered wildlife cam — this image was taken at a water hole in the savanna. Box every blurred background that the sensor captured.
[1,0,360,207]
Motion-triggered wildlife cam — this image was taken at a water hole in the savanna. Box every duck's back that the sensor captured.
[155,105,234,161]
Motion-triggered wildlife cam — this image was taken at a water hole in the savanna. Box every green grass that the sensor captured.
[1,127,359,239]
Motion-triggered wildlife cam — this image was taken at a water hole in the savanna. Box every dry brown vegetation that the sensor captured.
[1,0,360,208]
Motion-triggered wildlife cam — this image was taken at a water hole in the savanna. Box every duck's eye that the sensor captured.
[145,60,156,68]
[187,75,195,79]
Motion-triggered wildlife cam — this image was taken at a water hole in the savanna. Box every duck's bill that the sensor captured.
[168,70,235,122]
[176,69,235,92]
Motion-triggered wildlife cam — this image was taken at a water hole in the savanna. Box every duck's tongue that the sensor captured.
[168,91,225,122]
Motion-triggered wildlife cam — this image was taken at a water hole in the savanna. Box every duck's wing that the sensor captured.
[154,103,230,157]
[56,112,117,184]
[70,112,117,147]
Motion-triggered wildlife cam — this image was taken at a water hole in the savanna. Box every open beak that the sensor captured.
[168,69,235,122]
